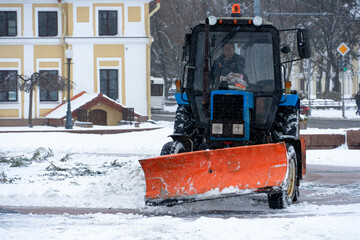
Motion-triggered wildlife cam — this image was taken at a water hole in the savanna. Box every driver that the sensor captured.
[211,43,246,90]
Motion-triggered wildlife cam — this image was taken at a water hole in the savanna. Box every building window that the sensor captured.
[0,11,17,36]
[100,69,118,100]
[38,11,58,36]
[151,84,163,96]
[99,10,117,35]
[0,70,18,101]
[39,70,59,101]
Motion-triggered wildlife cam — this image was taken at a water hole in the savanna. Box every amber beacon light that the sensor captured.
[231,4,241,17]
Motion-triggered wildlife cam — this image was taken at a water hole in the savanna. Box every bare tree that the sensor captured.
[150,0,236,98]
[301,1,353,94]
[0,72,73,127]
[264,0,360,96]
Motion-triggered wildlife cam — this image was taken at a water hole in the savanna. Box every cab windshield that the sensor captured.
[193,31,275,92]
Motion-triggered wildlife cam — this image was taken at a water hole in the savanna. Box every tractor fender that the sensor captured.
[168,133,193,152]
[279,94,300,109]
[175,93,189,105]
[278,135,306,181]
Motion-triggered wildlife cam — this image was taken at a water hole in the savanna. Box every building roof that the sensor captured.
[44,91,140,119]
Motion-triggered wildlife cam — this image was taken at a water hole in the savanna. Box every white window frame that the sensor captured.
[0,7,22,37]
[95,7,122,37]
[36,58,63,105]
[97,57,122,103]
[0,59,21,105]
[35,7,62,37]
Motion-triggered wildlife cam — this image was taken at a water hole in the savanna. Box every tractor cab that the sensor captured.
[182,17,283,143]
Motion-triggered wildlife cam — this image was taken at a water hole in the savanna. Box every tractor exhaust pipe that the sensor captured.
[202,17,210,117]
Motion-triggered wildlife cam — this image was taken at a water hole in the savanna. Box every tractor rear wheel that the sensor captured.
[160,141,186,156]
[268,144,298,209]
[271,106,299,141]
[283,107,299,137]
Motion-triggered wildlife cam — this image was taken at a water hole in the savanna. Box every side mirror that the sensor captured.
[297,29,311,59]
[182,33,192,62]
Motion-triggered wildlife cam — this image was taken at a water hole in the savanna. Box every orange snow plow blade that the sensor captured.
[139,142,288,205]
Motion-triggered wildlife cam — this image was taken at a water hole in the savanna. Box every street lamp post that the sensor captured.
[65,48,73,129]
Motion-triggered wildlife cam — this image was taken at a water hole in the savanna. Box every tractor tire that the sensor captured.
[271,106,299,141]
[160,141,186,156]
[283,107,299,137]
[173,105,203,150]
[174,105,195,136]
[268,144,298,209]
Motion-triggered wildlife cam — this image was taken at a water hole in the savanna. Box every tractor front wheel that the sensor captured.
[160,141,186,156]
[268,144,298,209]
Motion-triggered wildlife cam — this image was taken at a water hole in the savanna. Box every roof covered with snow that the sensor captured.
[44,91,140,119]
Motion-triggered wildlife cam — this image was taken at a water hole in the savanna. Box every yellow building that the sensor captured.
[0,0,158,126]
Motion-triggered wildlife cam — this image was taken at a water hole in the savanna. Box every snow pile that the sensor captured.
[0,122,175,209]
[0,123,359,209]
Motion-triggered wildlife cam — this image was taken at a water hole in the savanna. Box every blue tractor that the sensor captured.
[140,5,311,209]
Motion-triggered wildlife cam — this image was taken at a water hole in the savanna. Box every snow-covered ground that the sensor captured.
[311,107,359,119]
[1,108,360,239]
[2,204,360,240]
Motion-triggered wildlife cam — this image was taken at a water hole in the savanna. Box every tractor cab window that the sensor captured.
[194,31,275,93]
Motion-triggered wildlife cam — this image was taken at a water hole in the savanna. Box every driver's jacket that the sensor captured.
[211,54,245,85]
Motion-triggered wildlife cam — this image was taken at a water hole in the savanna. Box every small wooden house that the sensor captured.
[45,91,141,126]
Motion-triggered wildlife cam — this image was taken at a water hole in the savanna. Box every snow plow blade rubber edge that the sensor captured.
[139,142,288,206]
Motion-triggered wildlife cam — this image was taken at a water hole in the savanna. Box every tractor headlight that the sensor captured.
[253,16,263,26]
[212,123,223,135]
[232,124,244,135]
[207,16,217,26]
